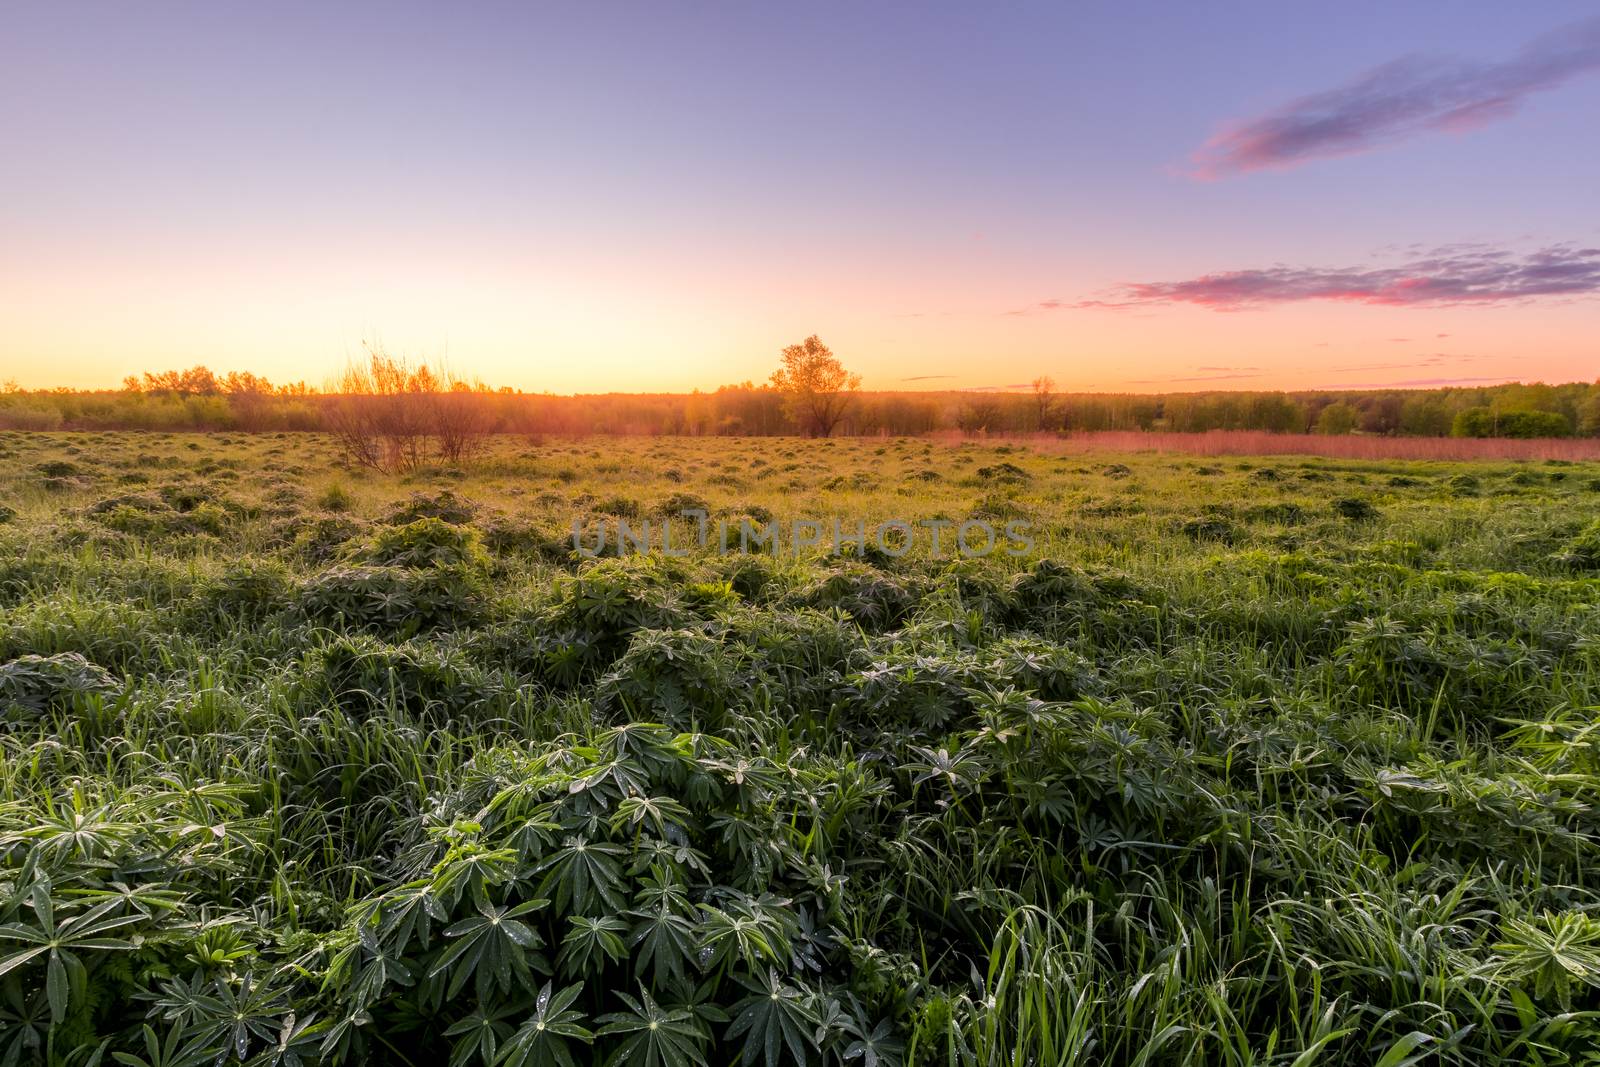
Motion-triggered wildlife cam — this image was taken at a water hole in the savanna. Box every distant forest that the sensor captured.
[2,366,1598,439]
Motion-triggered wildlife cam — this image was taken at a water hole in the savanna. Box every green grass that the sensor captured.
[2,429,1600,1065]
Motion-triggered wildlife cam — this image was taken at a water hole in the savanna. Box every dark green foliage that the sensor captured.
[311,634,491,723]
[974,462,1029,484]
[85,490,235,537]
[383,489,479,525]
[795,565,921,630]
[1453,407,1572,438]
[283,512,366,561]
[0,652,117,721]
[1332,496,1379,520]
[198,559,295,622]
[354,517,490,571]
[299,564,489,633]
[1553,519,1600,569]
[657,492,711,516]
[3,434,1600,1066]
[596,627,742,727]
[597,495,642,519]
[479,515,572,562]
[1180,515,1238,543]
[1245,501,1306,524]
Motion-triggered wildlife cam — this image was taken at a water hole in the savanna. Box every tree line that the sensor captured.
[3,337,1598,441]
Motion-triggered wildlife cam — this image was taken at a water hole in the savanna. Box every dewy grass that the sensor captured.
[1,429,1599,1065]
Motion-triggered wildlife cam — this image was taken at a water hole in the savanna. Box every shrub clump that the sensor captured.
[596,494,643,519]
[310,634,491,723]
[35,459,83,478]
[1332,496,1379,521]
[298,564,489,634]
[197,560,295,622]
[84,490,234,537]
[353,517,490,571]
[381,489,478,525]
[656,491,711,516]
[1245,502,1306,525]
[0,652,117,722]
[1553,519,1600,570]
[1181,516,1239,544]
[975,461,1030,484]
[796,564,922,629]
[596,626,742,727]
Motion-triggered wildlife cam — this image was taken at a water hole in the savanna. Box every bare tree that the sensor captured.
[431,372,494,464]
[1031,375,1056,432]
[328,346,433,472]
[328,346,499,471]
[956,394,1003,435]
[769,335,861,437]
[327,358,385,471]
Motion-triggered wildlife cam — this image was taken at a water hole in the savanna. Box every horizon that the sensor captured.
[8,369,1599,400]
[3,3,1598,392]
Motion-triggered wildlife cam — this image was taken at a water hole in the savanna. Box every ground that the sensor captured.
[1,430,1599,1065]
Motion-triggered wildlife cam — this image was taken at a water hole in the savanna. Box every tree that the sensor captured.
[769,335,860,437]
[431,370,494,464]
[1578,387,1600,436]
[1451,407,1570,438]
[131,366,221,396]
[1452,406,1497,438]
[1031,376,1056,431]
[955,394,1003,434]
[328,346,433,471]
[327,346,496,471]
[1315,401,1359,435]
[221,371,275,430]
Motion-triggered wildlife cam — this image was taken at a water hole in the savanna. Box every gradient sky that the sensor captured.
[2,1,1597,393]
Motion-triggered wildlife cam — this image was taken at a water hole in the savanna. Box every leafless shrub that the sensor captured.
[328,346,495,472]
[431,374,493,465]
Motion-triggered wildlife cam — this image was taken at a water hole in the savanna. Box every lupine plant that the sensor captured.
[0,430,1599,1064]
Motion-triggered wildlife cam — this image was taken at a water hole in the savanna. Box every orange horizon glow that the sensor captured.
[2,267,1593,397]
[3,6,1597,397]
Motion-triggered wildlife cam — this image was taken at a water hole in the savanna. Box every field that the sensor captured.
[3,430,1600,1066]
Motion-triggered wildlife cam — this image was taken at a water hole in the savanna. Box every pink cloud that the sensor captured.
[1069,244,1600,311]
[1190,16,1600,178]
[1313,375,1520,389]
[1128,371,1263,383]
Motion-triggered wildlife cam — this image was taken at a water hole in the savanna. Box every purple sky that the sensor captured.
[2,1,1597,392]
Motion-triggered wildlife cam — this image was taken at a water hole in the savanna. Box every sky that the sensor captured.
[2,1,1597,394]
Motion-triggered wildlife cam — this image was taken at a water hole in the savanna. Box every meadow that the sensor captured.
[2,429,1600,1065]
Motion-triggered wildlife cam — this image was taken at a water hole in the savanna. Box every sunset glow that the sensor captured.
[2,2,1597,393]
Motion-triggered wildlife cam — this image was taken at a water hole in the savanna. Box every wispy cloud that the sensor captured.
[1190,16,1600,177]
[1127,371,1263,384]
[1329,353,1486,373]
[1069,244,1600,311]
[1314,375,1520,389]
[900,374,956,381]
